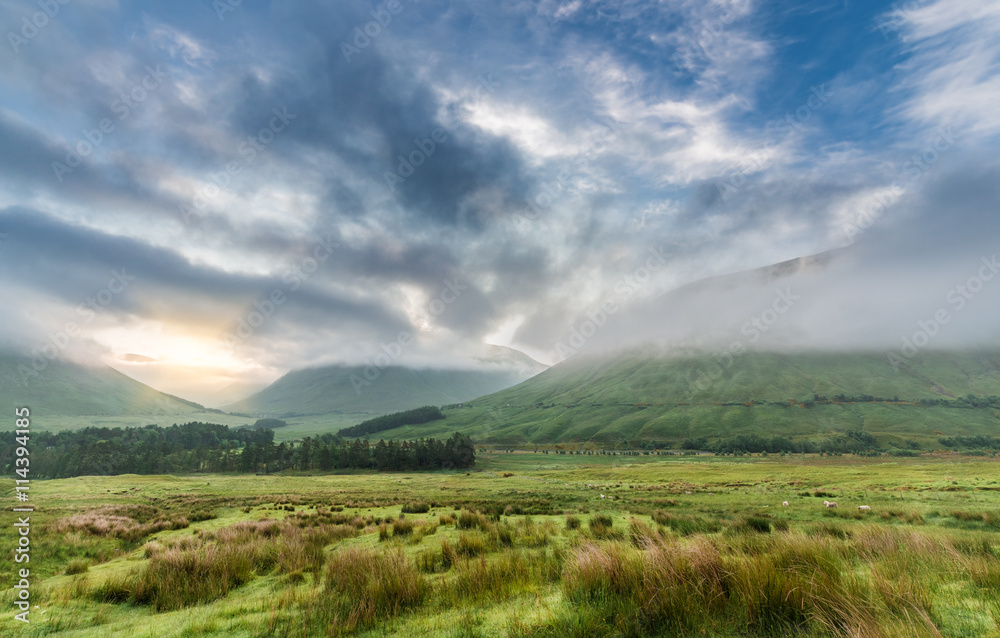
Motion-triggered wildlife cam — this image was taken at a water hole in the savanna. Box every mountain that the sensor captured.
[197,380,269,409]
[365,348,1000,445]
[223,346,547,418]
[0,353,207,417]
[349,248,1000,445]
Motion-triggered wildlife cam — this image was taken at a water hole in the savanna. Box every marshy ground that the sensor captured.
[2,452,999,637]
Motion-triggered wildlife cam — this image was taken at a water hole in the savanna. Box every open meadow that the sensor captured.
[3,453,1000,637]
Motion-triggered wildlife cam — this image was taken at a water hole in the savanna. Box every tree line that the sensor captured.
[337,405,445,438]
[0,421,474,478]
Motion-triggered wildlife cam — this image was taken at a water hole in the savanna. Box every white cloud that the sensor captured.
[894,0,1000,137]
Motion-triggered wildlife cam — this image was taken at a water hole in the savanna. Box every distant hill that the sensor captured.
[223,346,547,418]
[0,353,207,417]
[361,348,1000,446]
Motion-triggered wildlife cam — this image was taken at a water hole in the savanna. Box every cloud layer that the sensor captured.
[0,0,997,400]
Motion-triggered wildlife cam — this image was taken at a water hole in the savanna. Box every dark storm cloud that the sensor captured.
[0,0,996,377]
[0,208,411,338]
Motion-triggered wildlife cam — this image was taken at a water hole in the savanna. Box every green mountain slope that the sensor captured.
[368,349,1000,445]
[0,353,206,417]
[223,358,544,419]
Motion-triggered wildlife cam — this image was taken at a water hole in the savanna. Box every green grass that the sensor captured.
[3,454,1000,636]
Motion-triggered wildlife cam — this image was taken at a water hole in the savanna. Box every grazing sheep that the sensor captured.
[684,491,692,495]
[823,500,838,508]
[782,501,789,507]
[600,494,606,499]
[858,505,871,511]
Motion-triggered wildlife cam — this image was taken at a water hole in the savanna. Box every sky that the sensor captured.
[1,0,998,403]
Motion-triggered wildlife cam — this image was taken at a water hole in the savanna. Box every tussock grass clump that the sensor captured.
[441,537,459,570]
[556,531,948,637]
[588,513,621,539]
[322,547,429,633]
[961,555,1000,589]
[278,525,353,575]
[457,531,489,558]
[457,510,489,530]
[565,515,582,530]
[392,517,415,537]
[628,518,665,546]
[949,510,1000,530]
[136,532,277,610]
[64,559,89,575]
[489,522,516,548]
[731,515,772,535]
[91,517,354,610]
[439,512,458,526]
[409,521,439,544]
[653,512,721,536]
[401,502,430,514]
[416,548,439,573]
[53,506,197,543]
[95,537,277,610]
[513,516,552,547]
[563,539,729,634]
[811,521,851,540]
[445,549,562,603]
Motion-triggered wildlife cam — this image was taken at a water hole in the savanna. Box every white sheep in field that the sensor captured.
[823,500,838,508]
[782,501,789,507]
[600,494,606,499]
[684,491,692,495]
[858,505,871,511]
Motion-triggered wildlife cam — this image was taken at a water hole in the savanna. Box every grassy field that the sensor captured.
[2,454,1000,637]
